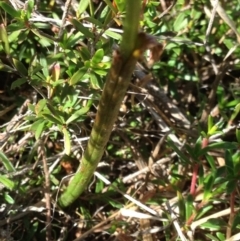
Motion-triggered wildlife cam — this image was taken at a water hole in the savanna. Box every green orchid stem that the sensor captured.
[58,0,142,208]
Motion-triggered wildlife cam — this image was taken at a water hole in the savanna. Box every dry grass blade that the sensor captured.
[210,0,240,43]
[166,201,188,241]
[190,207,240,231]
[225,232,240,241]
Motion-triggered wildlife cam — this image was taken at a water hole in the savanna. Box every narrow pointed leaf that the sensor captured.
[0,175,15,190]
[0,24,10,55]
[0,151,15,172]
[66,106,91,124]
[91,49,104,65]
[0,2,21,18]
[42,113,63,125]
[77,0,89,16]
[35,99,47,116]
[12,58,28,76]
[70,19,94,39]
[62,127,71,155]
[69,67,87,85]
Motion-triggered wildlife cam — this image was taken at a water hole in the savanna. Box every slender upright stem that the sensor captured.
[58,0,142,208]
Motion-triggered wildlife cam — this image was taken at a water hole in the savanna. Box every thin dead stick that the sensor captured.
[0,99,31,149]
[73,203,135,241]
[166,201,188,241]
[0,103,16,118]
[38,140,52,241]
[118,131,148,170]
[54,0,72,54]
[94,171,161,216]
[199,61,229,124]
[122,154,175,183]
[154,0,177,20]
[204,0,219,75]
[191,207,240,231]
[73,170,168,241]
[210,0,240,43]
[208,62,229,107]
[225,232,240,241]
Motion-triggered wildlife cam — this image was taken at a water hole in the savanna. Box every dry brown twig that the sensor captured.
[37,139,52,241]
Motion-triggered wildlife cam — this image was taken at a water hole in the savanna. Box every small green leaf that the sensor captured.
[84,17,103,27]
[173,12,188,32]
[205,154,216,171]
[50,174,60,185]
[225,150,234,176]
[236,129,240,143]
[46,103,65,123]
[84,60,91,68]
[7,22,26,32]
[31,29,54,44]
[0,2,21,18]
[51,63,60,82]
[0,63,15,72]
[212,179,228,196]
[105,29,122,40]
[0,175,15,190]
[31,119,47,139]
[203,174,215,201]
[35,99,47,116]
[200,219,226,231]
[184,143,197,158]
[66,106,91,124]
[200,131,207,138]
[79,47,91,61]
[70,19,94,39]
[94,68,108,76]
[12,58,28,76]
[77,0,89,16]
[205,234,221,241]
[95,179,104,193]
[193,136,203,157]
[114,0,126,13]
[4,193,15,204]
[26,0,34,19]
[11,77,27,89]
[103,0,117,14]
[8,29,22,43]
[167,138,189,163]
[232,213,240,230]
[0,24,10,55]
[90,72,100,89]
[42,113,63,125]
[200,142,238,156]
[207,115,214,133]
[196,205,213,220]
[226,99,239,108]
[63,32,83,49]
[226,180,237,194]
[177,191,185,220]
[208,124,220,136]
[91,49,104,65]
[69,67,87,85]
[0,151,15,172]
[216,232,225,241]
[62,127,71,155]
[185,194,194,220]
[230,103,240,123]
[108,199,123,209]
